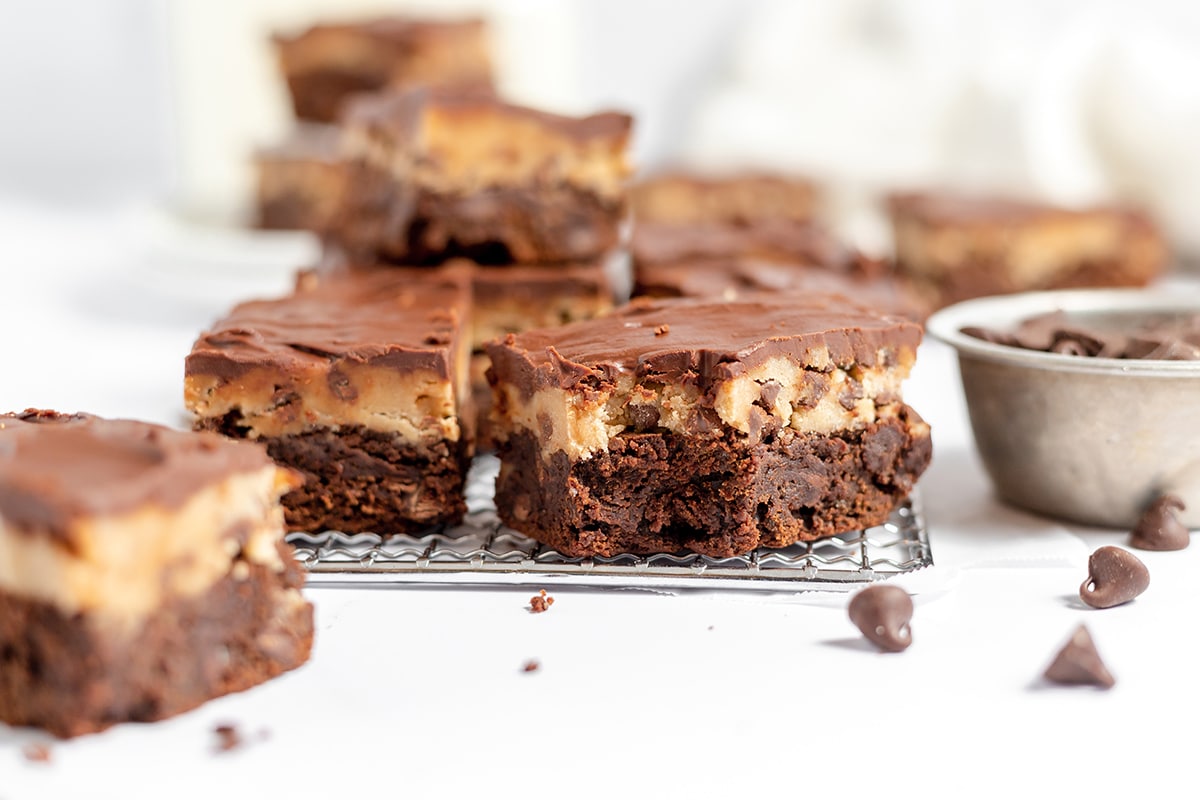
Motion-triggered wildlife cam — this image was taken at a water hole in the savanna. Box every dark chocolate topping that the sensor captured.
[847,584,913,653]
[632,220,884,278]
[0,410,274,543]
[1079,546,1150,609]
[343,84,632,145]
[1129,494,1190,551]
[963,310,1200,361]
[635,256,921,319]
[187,265,469,383]
[1043,625,1115,689]
[486,294,922,397]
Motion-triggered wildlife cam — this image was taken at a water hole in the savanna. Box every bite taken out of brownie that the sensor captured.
[484,294,932,558]
[0,410,313,738]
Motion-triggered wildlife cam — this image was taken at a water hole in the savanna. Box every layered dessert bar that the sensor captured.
[274,16,493,123]
[334,86,633,264]
[632,172,818,225]
[889,192,1168,309]
[631,218,889,281]
[254,124,348,231]
[485,295,932,557]
[633,254,924,321]
[186,265,473,535]
[471,260,615,447]
[0,410,312,738]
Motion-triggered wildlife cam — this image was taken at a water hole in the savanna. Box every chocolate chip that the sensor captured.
[326,368,358,402]
[1043,625,1115,688]
[628,403,660,431]
[758,380,782,409]
[848,584,913,652]
[1130,494,1189,551]
[1079,546,1149,609]
[522,659,540,673]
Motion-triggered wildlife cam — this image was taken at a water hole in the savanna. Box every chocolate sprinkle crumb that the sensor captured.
[22,743,52,764]
[522,659,540,673]
[528,588,555,614]
[654,324,670,336]
[213,724,243,753]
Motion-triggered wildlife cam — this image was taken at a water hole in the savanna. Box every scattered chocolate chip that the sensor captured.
[847,584,913,652]
[22,743,52,764]
[213,723,243,753]
[1080,546,1149,609]
[628,403,660,431]
[1130,494,1190,551]
[522,659,540,673]
[528,588,555,614]
[654,324,670,336]
[1043,625,1115,688]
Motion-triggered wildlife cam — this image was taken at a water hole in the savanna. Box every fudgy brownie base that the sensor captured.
[197,417,469,534]
[0,548,312,739]
[495,407,932,558]
[334,167,623,264]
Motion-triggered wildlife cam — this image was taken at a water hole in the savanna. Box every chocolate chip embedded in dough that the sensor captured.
[847,584,913,652]
[1079,546,1149,609]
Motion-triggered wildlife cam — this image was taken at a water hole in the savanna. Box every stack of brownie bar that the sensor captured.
[256,15,494,232]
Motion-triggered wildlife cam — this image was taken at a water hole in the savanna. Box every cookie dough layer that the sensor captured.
[275,16,493,123]
[255,124,348,232]
[889,192,1167,308]
[632,172,818,225]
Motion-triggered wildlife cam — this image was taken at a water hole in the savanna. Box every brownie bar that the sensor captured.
[485,296,931,557]
[633,255,925,321]
[889,192,1168,309]
[255,123,348,232]
[632,171,818,225]
[0,411,312,737]
[333,86,633,264]
[274,16,493,123]
[186,265,474,534]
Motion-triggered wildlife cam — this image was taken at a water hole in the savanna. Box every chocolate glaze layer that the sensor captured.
[631,220,887,280]
[634,256,923,320]
[0,411,274,542]
[187,265,471,383]
[343,85,633,147]
[486,295,922,397]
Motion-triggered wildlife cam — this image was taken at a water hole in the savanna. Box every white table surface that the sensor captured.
[2,196,1197,798]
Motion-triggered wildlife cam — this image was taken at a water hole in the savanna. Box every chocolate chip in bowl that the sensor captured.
[926,288,1200,529]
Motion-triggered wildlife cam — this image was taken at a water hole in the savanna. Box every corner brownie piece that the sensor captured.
[334,86,633,264]
[0,410,312,738]
[274,16,493,123]
[255,124,348,231]
[889,192,1168,309]
[186,265,473,535]
[485,295,932,558]
[632,172,818,225]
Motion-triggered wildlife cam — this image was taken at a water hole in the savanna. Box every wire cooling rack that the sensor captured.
[287,456,932,592]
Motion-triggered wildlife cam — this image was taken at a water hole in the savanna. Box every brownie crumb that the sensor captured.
[528,588,555,614]
[654,324,670,336]
[213,724,243,753]
[522,659,540,673]
[707,625,714,631]
[22,743,52,764]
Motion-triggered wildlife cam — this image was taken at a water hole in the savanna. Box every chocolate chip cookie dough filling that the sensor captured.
[0,410,313,738]
[889,192,1167,309]
[186,264,474,535]
[333,85,633,264]
[485,295,932,558]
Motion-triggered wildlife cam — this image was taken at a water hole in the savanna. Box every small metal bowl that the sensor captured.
[926,288,1200,528]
